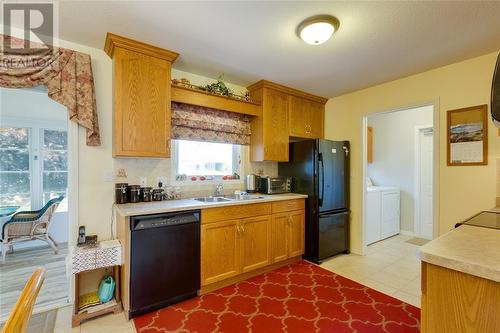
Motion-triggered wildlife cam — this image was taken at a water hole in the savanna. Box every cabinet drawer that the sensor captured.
[271,199,305,214]
[202,203,271,224]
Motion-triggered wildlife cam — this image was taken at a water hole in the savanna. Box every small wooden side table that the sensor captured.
[71,240,123,327]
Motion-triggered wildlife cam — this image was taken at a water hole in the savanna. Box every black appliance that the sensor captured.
[129,210,200,318]
[259,177,292,194]
[279,139,350,263]
[455,211,500,230]
[491,52,500,127]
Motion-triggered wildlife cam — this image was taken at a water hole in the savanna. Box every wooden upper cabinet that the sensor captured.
[248,80,327,161]
[248,85,289,162]
[289,96,325,139]
[104,33,179,158]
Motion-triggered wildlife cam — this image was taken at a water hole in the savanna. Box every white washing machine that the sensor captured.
[366,186,401,245]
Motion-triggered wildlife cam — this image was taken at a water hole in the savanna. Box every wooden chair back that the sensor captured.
[1,268,45,333]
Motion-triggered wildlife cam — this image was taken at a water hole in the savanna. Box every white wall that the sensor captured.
[0,87,69,247]
[367,105,433,232]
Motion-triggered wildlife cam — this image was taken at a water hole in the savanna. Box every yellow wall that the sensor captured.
[325,52,499,254]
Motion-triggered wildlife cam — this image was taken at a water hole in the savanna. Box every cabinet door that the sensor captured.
[289,95,309,138]
[308,101,324,138]
[271,213,289,263]
[263,89,289,161]
[201,219,240,286]
[365,191,381,245]
[380,190,400,239]
[289,211,305,257]
[114,47,171,157]
[240,215,272,273]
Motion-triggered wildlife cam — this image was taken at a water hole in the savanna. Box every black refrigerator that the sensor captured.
[279,139,349,263]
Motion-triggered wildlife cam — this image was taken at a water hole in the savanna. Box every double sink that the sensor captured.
[193,194,265,203]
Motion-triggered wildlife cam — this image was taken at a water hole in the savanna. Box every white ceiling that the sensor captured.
[57,1,500,98]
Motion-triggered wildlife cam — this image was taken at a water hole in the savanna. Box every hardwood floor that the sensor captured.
[0,243,69,322]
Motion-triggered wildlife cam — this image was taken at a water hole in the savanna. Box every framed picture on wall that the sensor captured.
[447,104,488,166]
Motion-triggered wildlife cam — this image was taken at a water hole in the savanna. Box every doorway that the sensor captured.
[0,86,75,321]
[362,104,438,249]
[415,126,434,239]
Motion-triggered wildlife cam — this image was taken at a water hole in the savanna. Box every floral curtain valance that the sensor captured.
[0,34,100,146]
[171,102,251,145]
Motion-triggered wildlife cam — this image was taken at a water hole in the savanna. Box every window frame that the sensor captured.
[0,116,68,211]
[171,139,244,185]
[0,126,32,209]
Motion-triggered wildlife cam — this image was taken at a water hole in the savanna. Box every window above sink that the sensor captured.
[172,139,242,184]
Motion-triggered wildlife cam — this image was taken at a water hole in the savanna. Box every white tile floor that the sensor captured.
[54,234,422,332]
[321,234,422,307]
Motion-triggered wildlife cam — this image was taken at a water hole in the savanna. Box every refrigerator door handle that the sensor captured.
[343,146,349,156]
[319,152,324,207]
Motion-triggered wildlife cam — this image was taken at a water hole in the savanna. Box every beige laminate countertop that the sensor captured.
[114,193,308,217]
[418,224,500,283]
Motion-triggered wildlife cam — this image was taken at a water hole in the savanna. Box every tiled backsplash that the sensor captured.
[113,146,278,198]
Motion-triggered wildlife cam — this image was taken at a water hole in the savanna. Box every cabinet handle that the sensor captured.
[236,225,242,234]
[288,216,293,225]
[241,224,245,233]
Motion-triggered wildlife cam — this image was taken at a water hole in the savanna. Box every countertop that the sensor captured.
[418,224,500,283]
[114,193,308,217]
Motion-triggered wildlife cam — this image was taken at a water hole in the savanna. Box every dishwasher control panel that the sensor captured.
[131,210,200,231]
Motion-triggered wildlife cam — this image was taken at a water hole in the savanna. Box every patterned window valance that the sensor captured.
[171,102,251,145]
[0,34,100,146]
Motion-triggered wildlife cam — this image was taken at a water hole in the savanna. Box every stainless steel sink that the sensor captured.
[223,195,266,201]
[193,196,232,203]
[193,195,266,203]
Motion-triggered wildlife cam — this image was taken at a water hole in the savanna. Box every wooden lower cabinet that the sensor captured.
[240,216,272,273]
[201,200,306,291]
[271,210,305,262]
[421,262,500,333]
[201,219,240,286]
[271,213,289,263]
[289,210,305,257]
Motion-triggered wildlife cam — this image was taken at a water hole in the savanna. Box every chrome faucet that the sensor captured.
[214,183,224,196]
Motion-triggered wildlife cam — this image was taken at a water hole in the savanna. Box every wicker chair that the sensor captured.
[1,196,64,264]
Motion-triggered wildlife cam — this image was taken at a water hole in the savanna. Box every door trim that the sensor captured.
[414,125,434,239]
[361,101,440,255]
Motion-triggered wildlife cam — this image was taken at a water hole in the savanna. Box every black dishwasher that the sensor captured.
[129,210,200,318]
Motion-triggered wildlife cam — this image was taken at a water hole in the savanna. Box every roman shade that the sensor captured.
[0,34,100,146]
[171,102,251,145]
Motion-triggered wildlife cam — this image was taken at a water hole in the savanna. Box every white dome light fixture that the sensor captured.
[297,15,340,45]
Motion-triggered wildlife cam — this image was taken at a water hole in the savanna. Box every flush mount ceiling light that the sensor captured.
[297,15,340,45]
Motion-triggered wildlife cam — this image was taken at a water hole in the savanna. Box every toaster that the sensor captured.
[260,177,292,194]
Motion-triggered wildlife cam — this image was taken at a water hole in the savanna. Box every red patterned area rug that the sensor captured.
[134,260,420,333]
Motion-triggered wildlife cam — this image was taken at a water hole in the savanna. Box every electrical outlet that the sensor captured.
[139,177,147,187]
[104,171,113,182]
